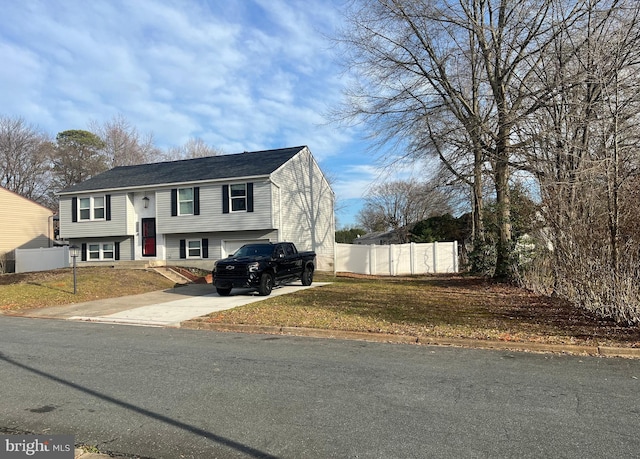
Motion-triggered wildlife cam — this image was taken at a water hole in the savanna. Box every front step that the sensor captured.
[151,267,192,285]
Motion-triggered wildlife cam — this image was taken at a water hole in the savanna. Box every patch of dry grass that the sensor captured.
[0,267,175,311]
[203,273,640,348]
[3,269,639,348]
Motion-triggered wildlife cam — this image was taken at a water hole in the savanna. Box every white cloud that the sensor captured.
[0,0,374,225]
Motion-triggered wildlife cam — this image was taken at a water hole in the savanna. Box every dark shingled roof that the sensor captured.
[59,146,305,194]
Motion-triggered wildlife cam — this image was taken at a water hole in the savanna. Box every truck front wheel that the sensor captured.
[216,287,232,296]
[258,272,273,296]
[301,266,313,286]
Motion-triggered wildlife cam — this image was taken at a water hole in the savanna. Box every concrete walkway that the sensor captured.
[15,282,329,327]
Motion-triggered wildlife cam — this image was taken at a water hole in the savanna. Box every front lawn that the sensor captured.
[0,267,175,311]
[200,273,640,348]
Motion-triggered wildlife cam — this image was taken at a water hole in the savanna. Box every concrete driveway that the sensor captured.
[14,282,329,327]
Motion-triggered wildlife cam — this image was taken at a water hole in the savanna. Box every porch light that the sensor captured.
[143,195,150,208]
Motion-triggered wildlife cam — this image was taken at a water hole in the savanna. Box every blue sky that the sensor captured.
[0,0,410,228]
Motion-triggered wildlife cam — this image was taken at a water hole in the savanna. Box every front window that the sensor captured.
[93,196,105,219]
[230,184,247,211]
[79,198,91,220]
[187,239,202,258]
[88,243,100,260]
[102,243,114,259]
[88,242,115,260]
[78,196,105,221]
[179,188,194,215]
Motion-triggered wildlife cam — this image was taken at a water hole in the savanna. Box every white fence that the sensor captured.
[335,241,458,275]
[15,246,70,273]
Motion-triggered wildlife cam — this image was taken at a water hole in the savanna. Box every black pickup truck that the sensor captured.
[212,242,316,296]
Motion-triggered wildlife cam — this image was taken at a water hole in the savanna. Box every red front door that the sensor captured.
[142,218,156,257]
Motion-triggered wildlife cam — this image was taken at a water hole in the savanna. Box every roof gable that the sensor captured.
[59,146,305,194]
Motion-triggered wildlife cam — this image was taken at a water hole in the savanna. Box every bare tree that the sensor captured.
[163,138,223,160]
[90,114,161,167]
[0,116,53,206]
[357,179,452,240]
[336,0,595,279]
[518,1,640,323]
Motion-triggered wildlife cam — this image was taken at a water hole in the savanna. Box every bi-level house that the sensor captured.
[58,146,335,271]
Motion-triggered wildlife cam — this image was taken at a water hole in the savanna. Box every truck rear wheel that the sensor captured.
[258,272,273,296]
[301,266,313,286]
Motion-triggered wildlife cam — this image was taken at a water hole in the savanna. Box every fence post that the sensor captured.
[433,241,438,273]
[369,244,375,276]
[333,241,337,276]
[392,245,398,276]
[453,241,459,272]
[410,242,416,275]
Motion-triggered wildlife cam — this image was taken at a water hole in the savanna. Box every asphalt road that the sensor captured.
[1,316,639,458]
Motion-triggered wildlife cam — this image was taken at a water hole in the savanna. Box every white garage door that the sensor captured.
[223,240,270,258]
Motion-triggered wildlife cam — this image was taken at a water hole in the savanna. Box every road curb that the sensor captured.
[180,320,640,358]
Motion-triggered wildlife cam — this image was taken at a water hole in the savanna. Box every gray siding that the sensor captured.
[59,193,130,239]
[271,147,335,270]
[165,230,278,263]
[156,181,273,235]
[69,236,134,263]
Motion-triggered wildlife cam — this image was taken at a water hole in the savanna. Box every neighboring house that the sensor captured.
[0,187,54,272]
[58,146,335,271]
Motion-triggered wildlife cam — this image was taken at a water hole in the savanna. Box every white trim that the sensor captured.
[57,175,271,196]
[87,242,115,261]
[177,187,194,216]
[78,195,106,222]
[186,239,202,259]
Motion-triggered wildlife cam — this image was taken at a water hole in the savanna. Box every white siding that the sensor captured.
[271,147,335,270]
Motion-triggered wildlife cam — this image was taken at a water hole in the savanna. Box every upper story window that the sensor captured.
[93,196,105,219]
[79,198,91,220]
[230,184,247,212]
[222,183,253,214]
[171,187,200,217]
[179,188,194,215]
[76,195,107,221]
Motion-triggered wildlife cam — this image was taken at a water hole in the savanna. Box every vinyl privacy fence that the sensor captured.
[15,246,70,273]
[335,242,459,276]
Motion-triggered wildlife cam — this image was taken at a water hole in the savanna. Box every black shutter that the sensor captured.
[81,243,87,261]
[105,194,111,221]
[222,185,229,214]
[179,239,186,259]
[72,198,78,222]
[114,241,120,260]
[171,189,178,216]
[202,238,209,258]
[247,182,254,213]
[194,187,200,215]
